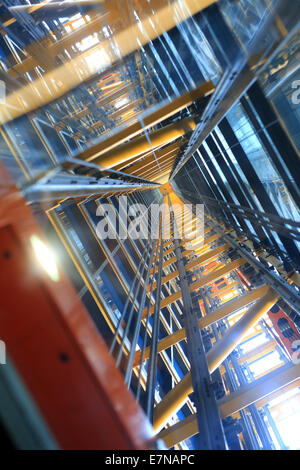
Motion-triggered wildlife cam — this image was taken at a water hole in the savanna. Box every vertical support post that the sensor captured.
[145,208,164,422]
[263,404,288,450]
[168,195,227,449]
[124,241,156,387]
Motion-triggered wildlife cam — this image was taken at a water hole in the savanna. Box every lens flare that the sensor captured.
[30,235,59,282]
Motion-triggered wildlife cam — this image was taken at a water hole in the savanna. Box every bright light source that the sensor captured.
[76,34,99,52]
[240,332,268,354]
[71,14,85,30]
[269,387,300,408]
[30,235,59,282]
[249,350,283,377]
[276,412,300,449]
[222,292,234,301]
[114,97,129,109]
[84,47,110,74]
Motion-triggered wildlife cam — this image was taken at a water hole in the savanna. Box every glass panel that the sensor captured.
[34,118,69,162]
[220,0,278,50]
[259,28,300,153]
[0,1,225,187]
[203,140,240,205]
[226,102,300,223]
[248,350,284,377]
[3,116,54,178]
[240,333,269,354]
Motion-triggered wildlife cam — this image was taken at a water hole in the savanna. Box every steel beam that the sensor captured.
[168,195,226,449]
[152,244,230,290]
[158,362,300,448]
[134,286,268,367]
[89,117,196,168]
[153,287,279,431]
[143,258,247,319]
[22,159,158,202]
[1,1,216,122]
[81,80,213,161]
[145,210,164,422]
[207,220,300,314]
[123,143,180,174]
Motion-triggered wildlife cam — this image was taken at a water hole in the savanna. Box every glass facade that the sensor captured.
[0,0,300,452]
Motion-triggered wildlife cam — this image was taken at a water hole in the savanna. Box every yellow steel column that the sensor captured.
[182,233,221,256]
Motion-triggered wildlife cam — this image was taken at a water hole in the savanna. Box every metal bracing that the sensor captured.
[109,241,154,358]
[168,194,226,449]
[0,0,217,123]
[178,189,300,244]
[79,82,214,163]
[87,117,196,168]
[153,286,280,431]
[149,195,299,438]
[133,286,268,367]
[22,158,159,203]
[178,191,300,299]
[1,0,300,452]
[158,361,300,448]
[145,208,164,422]
[43,180,300,450]
[170,0,300,179]
[206,219,300,315]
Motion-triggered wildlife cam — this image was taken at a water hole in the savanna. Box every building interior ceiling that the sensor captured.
[0,0,300,451]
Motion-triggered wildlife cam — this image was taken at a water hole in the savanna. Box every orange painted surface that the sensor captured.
[0,164,152,449]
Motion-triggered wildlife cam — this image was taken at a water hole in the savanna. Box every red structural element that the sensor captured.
[268,304,300,360]
[235,268,252,289]
[209,274,230,303]
[0,164,152,449]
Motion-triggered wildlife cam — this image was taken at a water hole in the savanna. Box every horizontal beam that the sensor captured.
[140,160,177,180]
[158,362,300,448]
[78,81,213,161]
[153,287,279,431]
[1,1,216,123]
[124,143,180,174]
[134,286,268,367]
[152,244,230,289]
[89,117,196,168]
[237,339,277,365]
[208,220,300,314]
[143,258,247,318]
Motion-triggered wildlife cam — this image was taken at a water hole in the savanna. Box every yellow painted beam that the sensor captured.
[238,339,277,365]
[211,282,239,299]
[182,233,221,256]
[158,362,300,448]
[152,244,230,289]
[1,0,216,124]
[77,80,213,160]
[91,117,196,167]
[153,287,279,431]
[134,286,268,367]
[143,258,247,319]
[126,145,179,174]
